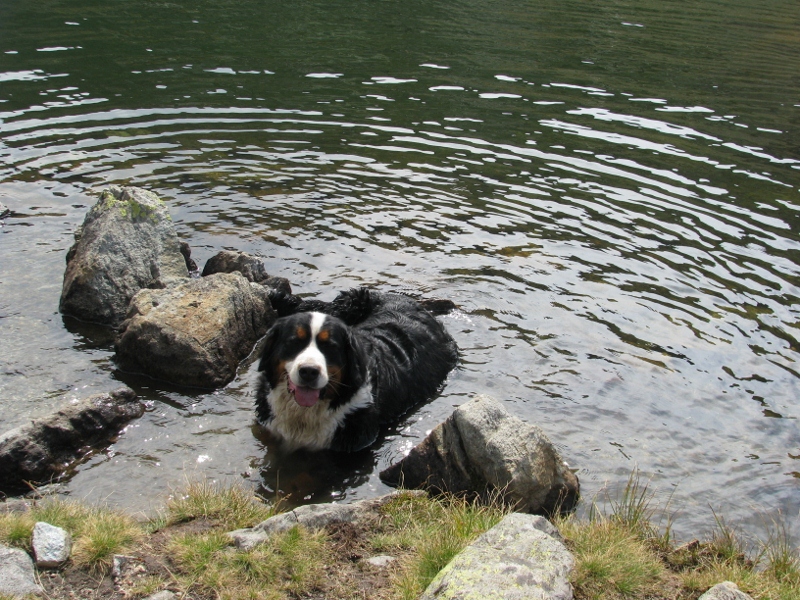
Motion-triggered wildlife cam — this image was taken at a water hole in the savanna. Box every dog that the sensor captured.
[255,288,458,453]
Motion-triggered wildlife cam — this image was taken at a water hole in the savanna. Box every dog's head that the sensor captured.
[258,311,367,409]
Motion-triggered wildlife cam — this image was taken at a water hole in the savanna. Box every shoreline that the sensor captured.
[1,476,797,600]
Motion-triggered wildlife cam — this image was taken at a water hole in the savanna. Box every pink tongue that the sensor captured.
[289,381,321,407]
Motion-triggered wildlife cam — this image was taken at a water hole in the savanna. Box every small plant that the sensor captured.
[127,574,172,598]
[164,479,275,530]
[168,525,328,599]
[0,512,36,550]
[558,511,667,599]
[374,491,510,600]
[70,508,143,569]
[1,498,143,569]
[707,508,751,565]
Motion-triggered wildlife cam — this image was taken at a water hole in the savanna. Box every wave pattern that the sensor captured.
[1,0,799,541]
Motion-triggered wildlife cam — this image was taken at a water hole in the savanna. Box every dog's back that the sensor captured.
[352,292,457,423]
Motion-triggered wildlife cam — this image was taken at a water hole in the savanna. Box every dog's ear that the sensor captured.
[257,322,280,374]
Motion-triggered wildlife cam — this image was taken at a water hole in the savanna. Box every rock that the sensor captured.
[0,202,8,218]
[112,554,145,582]
[0,544,44,597]
[229,503,361,550]
[202,250,291,294]
[115,272,275,388]
[364,555,396,568]
[25,484,65,499]
[420,513,574,600]
[0,499,32,514]
[228,491,421,550]
[0,388,144,493]
[143,592,177,600]
[32,522,72,568]
[60,186,190,326]
[380,395,579,515]
[698,581,754,600]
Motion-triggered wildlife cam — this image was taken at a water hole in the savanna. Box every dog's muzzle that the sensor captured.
[288,365,325,407]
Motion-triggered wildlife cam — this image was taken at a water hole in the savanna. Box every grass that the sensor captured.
[163,478,276,530]
[557,470,800,600]
[371,491,512,600]
[167,525,329,599]
[0,498,142,569]
[1,476,798,600]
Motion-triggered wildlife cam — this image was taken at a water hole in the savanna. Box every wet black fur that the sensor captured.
[256,288,458,452]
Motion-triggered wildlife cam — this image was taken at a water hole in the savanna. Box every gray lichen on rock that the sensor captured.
[60,185,189,326]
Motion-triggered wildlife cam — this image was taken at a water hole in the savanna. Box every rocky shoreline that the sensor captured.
[0,187,766,599]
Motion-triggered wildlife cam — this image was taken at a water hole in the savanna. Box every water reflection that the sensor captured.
[252,425,377,506]
[0,0,799,545]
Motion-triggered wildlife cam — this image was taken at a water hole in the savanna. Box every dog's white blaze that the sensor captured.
[286,312,328,389]
[266,377,373,451]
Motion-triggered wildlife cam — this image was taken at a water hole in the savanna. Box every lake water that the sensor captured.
[1,0,799,543]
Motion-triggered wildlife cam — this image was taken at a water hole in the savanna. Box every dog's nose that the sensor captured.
[298,365,321,384]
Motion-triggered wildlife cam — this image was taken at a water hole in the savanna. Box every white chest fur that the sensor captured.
[265,377,373,451]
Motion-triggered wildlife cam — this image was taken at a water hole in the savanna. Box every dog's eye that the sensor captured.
[317,329,339,345]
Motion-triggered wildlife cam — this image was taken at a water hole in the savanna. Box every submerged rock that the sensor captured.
[115,272,275,388]
[420,513,574,600]
[380,395,579,515]
[0,388,144,494]
[202,250,291,294]
[60,186,190,326]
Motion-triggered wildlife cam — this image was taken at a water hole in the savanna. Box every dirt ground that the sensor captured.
[35,519,405,600]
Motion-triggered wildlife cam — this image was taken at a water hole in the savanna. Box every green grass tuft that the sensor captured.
[164,479,276,530]
[374,491,511,600]
[558,515,667,599]
[168,525,328,599]
[0,512,36,550]
[69,508,143,569]
[1,499,143,569]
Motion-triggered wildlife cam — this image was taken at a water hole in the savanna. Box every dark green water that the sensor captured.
[1,0,799,541]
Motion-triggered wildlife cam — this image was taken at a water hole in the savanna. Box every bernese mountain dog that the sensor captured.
[255,288,458,453]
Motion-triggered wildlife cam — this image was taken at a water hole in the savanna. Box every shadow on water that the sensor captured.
[61,314,118,349]
[251,424,376,507]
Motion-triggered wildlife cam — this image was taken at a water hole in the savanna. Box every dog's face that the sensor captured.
[258,312,365,409]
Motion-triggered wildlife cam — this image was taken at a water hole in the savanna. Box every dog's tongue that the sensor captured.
[289,381,320,407]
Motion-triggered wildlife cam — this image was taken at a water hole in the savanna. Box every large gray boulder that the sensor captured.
[115,272,275,388]
[60,186,190,326]
[0,388,144,493]
[201,250,291,294]
[420,513,574,600]
[0,545,44,597]
[380,395,579,515]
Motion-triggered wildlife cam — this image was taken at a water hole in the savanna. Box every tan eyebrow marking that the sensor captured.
[317,329,330,342]
[296,326,308,340]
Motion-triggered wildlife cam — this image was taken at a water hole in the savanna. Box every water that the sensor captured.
[1,0,799,542]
